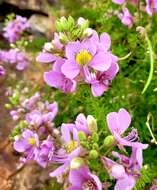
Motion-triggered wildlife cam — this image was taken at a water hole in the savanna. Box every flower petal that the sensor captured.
[91,82,108,97]
[90,52,112,71]
[36,52,57,63]
[61,60,80,79]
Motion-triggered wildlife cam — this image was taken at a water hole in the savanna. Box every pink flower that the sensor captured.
[112,0,126,4]
[145,0,157,15]
[3,15,29,43]
[61,39,112,79]
[84,56,119,97]
[103,148,143,190]
[106,108,148,149]
[44,59,77,93]
[68,165,102,190]
[118,8,133,28]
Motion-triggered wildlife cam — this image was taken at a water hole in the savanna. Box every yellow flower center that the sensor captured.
[76,50,92,66]
[28,138,36,145]
[65,140,78,153]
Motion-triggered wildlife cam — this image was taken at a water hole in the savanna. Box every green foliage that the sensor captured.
[134,167,155,190]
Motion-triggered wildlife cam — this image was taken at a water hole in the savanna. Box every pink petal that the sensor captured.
[61,60,80,79]
[36,52,57,63]
[91,82,108,97]
[100,32,111,50]
[90,52,112,72]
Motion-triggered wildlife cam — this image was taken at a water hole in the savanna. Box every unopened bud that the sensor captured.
[103,135,115,147]
[78,131,87,141]
[91,132,99,142]
[70,157,84,169]
[44,42,54,52]
[83,28,93,38]
[5,103,12,109]
[60,16,67,23]
[59,33,69,43]
[92,143,99,150]
[77,17,86,26]
[87,115,97,133]
[89,149,99,159]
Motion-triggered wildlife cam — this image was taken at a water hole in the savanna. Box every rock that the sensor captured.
[3,0,57,13]
[28,14,55,37]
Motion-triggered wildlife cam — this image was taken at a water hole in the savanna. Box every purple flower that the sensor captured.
[145,0,157,15]
[0,49,29,70]
[36,33,63,63]
[75,113,90,135]
[36,136,55,168]
[44,59,77,93]
[49,147,82,177]
[84,56,119,97]
[25,101,58,126]
[3,15,29,43]
[68,165,102,190]
[112,0,126,4]
[150,179,157,190]
[0,65,5,76]
[21,92,40,110]
[118,8,133,28]
[61,38,112,79]
[49,122,83,177]
[103,148,143,190]
[13,129,39,162]
[106,108,148,149]
[26,110,43,126]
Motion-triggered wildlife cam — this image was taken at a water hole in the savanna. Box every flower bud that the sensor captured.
[77,17,86,26]
[92,143,99,150]
[91,132,99,142]
[89,149,99,159]
[70,157,84,169]
[43,42,54,52]
[87,115,97,133]
[5,103,12,109]
[59,33,69,43]
[103,135,115,147]
[78,131,87,141]
[60,16,67,24]
[83,28,93,38]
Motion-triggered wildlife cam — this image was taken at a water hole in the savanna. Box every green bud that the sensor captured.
[103,135,115,147]
[78,131,87,141]
[91,132,99,142]
[70,157,84,169]
[59,33,69,44]
[19,120,27,129]
[80,141,89,149]
[87,115,97,133]
[5,103,12,109]
[92,143,99,150]
[89,150,99,159]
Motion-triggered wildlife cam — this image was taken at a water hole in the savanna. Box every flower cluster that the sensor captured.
[0,49,29,70]
[3,15,29,43]
[112,0,157,27]
[36,17,119,97]
[10,92,58,166]
[12,102,148,189]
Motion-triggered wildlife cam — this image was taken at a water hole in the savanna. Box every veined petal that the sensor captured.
[90,52,112,71]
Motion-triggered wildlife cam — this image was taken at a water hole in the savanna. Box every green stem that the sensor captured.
[142,32,154,94]
[146,113,157,145]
